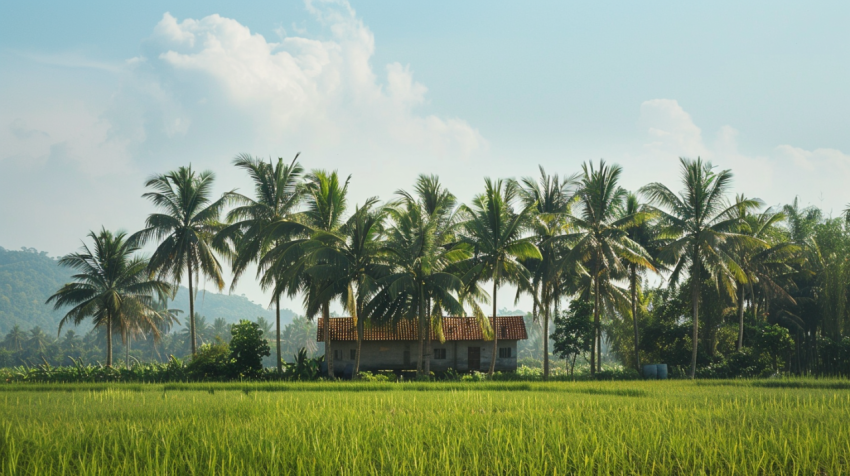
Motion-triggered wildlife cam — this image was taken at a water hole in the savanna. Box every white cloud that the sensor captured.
[139,6,485,160]
[635,99,849,211]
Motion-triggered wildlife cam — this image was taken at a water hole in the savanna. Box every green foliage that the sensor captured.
[229,320,270,377]
[186,340,232,380]
[552,300,594,375]
[754,324,794,371]
[0,247,74,335]
[283,348,324,381]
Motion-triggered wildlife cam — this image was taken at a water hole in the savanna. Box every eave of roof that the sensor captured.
[316,316,528,342]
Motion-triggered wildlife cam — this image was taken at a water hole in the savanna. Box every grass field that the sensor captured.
[1,380,849,475]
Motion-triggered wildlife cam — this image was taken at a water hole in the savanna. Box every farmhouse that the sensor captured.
[317,316,528,375]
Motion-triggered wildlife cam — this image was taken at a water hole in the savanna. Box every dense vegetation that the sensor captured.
[0,246,294,332]
[5,154,850,379]
[2,381,849,474]
[0,247,73,334]
[0,313,319,369]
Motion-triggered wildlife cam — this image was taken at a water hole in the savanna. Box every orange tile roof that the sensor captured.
[316,316,528,342]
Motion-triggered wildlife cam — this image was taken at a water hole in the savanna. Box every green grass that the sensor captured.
[2,380,849,475]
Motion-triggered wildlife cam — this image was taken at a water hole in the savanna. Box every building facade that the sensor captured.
[317,316,527,374]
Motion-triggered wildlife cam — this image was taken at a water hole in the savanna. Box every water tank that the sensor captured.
[642,364,658,379]
[656,364,668,380]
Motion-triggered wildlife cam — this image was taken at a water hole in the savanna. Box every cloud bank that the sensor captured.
[634,99,850,212]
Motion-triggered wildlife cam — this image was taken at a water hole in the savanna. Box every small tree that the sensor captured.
[552,299,594,377]
[229,320,271,377]
[755,324,793,373]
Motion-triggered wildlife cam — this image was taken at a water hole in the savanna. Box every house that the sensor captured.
[316,316,528,375]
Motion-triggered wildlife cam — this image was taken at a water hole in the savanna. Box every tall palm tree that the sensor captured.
[215,153,304,372]
[263,169,350,378]
[47,229,172,367]
[457,178,541,376]
[566,161,652,374]
[517,167,577,379]
[619,192,662,371]
[304,200,388,376]
[372,176,469,377]
[642,157,756,378]
[133,166,228,356]
[728,196,798,350]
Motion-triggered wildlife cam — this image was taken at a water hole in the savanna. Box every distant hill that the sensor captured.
[0,246,295,335]
[0,247,74,334]
[170,287,295,328]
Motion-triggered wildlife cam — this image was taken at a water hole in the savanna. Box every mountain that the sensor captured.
[169,287,296,328]
[0,247,74,334]
[0,246,296,334]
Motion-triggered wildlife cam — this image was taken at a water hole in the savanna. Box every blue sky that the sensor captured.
[2,1,849,310]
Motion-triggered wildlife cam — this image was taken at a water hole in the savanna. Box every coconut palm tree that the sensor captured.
[3,325,25,351]
[262,169,350,377]
[619,192,663,371]
[457,178,541,376]
[302,200,388,376]
[517,167,577,379]
[47,229,172,367]
[371,176,470,377]
[727,196,799,350]
[133,166,229,356]
[565,161,652,374]
[642,157,757,378]
[117,296,179,366]
[215,153,304,372]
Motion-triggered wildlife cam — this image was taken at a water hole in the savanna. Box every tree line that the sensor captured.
[43,155,850,379]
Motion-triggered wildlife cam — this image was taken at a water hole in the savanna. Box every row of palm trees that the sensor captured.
[51,154,794,379]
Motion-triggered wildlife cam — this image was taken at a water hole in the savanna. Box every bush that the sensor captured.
[283,348,323,381]
[186,340,232,380]
[695,347,772,379]
[357,371,392,382]
[229,320,270,378]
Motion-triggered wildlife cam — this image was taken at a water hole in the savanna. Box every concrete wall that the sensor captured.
[329,340,519,372]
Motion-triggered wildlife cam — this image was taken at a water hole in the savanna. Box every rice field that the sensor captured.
[1,380,849,475]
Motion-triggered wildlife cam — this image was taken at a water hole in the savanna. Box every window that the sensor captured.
[499,347,512,359]
[434,348,447,360]
[350,349,357,360]
[333,350,343,360]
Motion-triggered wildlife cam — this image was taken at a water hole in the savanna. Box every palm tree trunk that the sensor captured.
[417,286,425,377]
[275,296,282,374]
[323,301,333,378]
[590,273,597,375]
[106,311,113,367]
[542,289,550,381]
[125,334,130,368]
[630,266,641,371]
[594,271,603,374]
[424,297,432,377]
[488,278,498,376]
[355,312,363,377]
[689,258,700,380]
[736,285,745,351]
[187,259,196,356]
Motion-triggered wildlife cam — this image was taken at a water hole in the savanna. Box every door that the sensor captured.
[467,347,481,371]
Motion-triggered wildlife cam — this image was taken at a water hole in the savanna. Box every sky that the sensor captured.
[2,1,849,314]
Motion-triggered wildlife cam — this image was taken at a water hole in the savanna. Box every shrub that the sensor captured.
[186,340,232,380]
[357,371,392,382]
[229,320,271,378]
[283,348,323,381]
